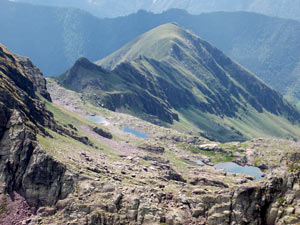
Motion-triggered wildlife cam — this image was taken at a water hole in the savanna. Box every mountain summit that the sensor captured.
[60,23,300,142]
[99,23,193,69]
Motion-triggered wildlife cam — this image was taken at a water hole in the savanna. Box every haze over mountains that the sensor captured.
[1,0,300,107]
[58,23,300,142]
[14,0,300,21]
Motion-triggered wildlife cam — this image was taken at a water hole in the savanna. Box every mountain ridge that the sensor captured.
[14,0,300,21]
[59,23,300,142]
[1,1,300,107]
[100,23,298,119]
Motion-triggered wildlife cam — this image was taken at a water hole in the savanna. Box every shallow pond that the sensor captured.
[123,125,149,138]
[87,115,107,124]
[215,162,263,180]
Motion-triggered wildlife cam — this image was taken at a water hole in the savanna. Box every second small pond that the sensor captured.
[123,125,149,138]
[215,162,263,180]
[87,115,107,124]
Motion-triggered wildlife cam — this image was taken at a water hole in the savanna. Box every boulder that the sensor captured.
[165,170,186,183]
[93,127,113,139]
[138,145,165,154]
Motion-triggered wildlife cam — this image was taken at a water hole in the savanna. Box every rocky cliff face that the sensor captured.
[0,110,76,207]
[204,169,300,225]
[0,44,76,209]
[14,54,52,102]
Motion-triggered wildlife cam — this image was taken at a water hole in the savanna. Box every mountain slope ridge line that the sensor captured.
[58,23,300,142]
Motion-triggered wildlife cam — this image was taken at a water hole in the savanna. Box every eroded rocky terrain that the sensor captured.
[42,79,300,225]
[1,44,300,225]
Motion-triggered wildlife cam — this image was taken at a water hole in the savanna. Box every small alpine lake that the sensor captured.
[123,125,149,138]
[87,115,108,125]
[215,162,263,180]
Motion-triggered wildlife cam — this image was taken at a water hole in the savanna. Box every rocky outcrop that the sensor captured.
[202,159,300,225]
[138,145,165,154]
[0,44,57,135]
[190,177,229,188]
[14,54,52,102]
[40,152,300,225]
[0,110,77,207]
[93,127,113,139]
[0,44,77,210]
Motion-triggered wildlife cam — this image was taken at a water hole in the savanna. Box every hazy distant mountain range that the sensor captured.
[13,0,300,21]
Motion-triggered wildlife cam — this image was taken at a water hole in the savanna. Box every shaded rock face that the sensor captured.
[58,57,179,124]
[0,44,76,207]
[0,45,55,134]
[14,54,52,102]
[202,169,300,225]
[190,177,229,188]
[100,91,178,124]
[0,111,76,206]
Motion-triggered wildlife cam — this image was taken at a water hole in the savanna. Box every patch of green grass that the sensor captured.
[37,99,123,170]
[198,150,217,158]
[185,145,232,163]
[165,149,189,171]
[277,197,286,206]
[289,165,300,172]
[253,159,263,167]
[0,196,7,215]
[223,145,239,152]
[45,100,90,133]
[38,128,119,163]
[226,110,300,141]
[239,143,248,149]
[219,153,233,162]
